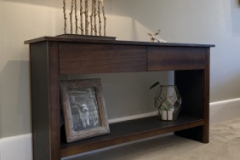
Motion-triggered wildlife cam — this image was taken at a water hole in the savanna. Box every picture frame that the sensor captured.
[60,78,110,143]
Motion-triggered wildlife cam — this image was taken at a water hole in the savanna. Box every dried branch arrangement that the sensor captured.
[63,0,107,36]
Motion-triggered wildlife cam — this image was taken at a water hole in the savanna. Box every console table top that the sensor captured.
[25,36,215,48]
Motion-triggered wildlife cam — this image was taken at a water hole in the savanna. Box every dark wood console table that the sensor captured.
[25,37,214,160]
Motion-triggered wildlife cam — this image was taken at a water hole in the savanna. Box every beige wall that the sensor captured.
[110,0,240,101]
[0,0,240,139]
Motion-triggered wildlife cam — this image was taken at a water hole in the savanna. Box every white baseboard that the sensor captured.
[0,98,239,160]
[210,98,240,124]
[108,111,157,123]
[0,134,32,160]
[0,138,1,160]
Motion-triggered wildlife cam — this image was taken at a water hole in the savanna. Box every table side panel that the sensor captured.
[30,42,61,160]
[30,42,51,160]
[147,46,206,71]
[174,48,210,143]
[203,48,210,142]
[59,43,147,74]
[48,42,61,160]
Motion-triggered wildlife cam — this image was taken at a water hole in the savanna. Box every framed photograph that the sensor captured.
[60,78,110,143]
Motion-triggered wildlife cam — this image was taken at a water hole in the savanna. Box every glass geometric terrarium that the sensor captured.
[154,85,182,121]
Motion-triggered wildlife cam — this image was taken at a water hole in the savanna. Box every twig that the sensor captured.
[63,0,67,34]
[98,0,101,36]
[101,0,106,36]
[79,0,84,34]
[85,0,89,35]
[90,0,94,35]
[69,0,74,34]
[75,0,78,34]
[94,0,97,35]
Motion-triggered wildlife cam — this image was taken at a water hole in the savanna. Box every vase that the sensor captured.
[154,85,182,121]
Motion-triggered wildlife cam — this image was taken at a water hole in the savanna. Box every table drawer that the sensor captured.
[147,46,206,71]
[59,43,147,74]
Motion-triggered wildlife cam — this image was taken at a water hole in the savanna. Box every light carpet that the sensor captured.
[65,118,240,160]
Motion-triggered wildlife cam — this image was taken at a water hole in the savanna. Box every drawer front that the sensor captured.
[59,43,146,74]
[147,46,206,71]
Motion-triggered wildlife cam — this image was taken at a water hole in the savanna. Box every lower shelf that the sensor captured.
[61,114,205,158]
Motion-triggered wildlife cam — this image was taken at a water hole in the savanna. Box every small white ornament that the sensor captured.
[147,29,167,43]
